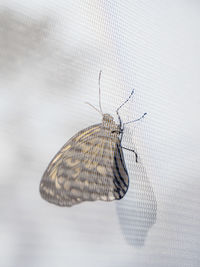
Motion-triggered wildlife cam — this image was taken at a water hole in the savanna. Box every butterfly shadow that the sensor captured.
[115,150,157,247]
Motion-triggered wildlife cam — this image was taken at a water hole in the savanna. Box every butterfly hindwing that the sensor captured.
[113,143,129,200]
[40,121,129,207]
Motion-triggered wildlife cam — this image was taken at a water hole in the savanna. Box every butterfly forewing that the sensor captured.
[40,115,129,207]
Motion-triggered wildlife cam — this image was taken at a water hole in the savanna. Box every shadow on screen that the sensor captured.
[116,154,157,247]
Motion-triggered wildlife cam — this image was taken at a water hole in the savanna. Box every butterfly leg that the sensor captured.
[121,146,138,163]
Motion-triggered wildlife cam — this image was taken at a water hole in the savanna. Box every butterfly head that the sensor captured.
[102,113,114,122]
[102,113,121,136]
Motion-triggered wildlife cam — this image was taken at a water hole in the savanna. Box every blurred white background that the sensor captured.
[0,1,200,266]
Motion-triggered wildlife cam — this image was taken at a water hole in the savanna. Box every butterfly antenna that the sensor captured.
[116,89,135,127]
[98,70,103,114]
[123,112,147,126]
[85,101,102,116]
[116,89,135,113]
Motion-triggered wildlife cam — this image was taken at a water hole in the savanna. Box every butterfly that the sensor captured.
[39,71,146,207]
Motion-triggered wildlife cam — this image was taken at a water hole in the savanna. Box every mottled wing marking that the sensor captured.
[75,126,100,142]
[40,124,129,207]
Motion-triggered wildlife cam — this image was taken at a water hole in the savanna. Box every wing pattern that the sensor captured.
[40,123,129,206]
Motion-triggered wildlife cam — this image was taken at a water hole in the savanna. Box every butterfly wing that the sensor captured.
[40,124,129,207]
[113,143,129,200]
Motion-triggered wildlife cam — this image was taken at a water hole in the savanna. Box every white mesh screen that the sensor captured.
[0,1,199,267]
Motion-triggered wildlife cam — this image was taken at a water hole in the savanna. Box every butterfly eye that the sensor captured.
[111,130,121,134]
